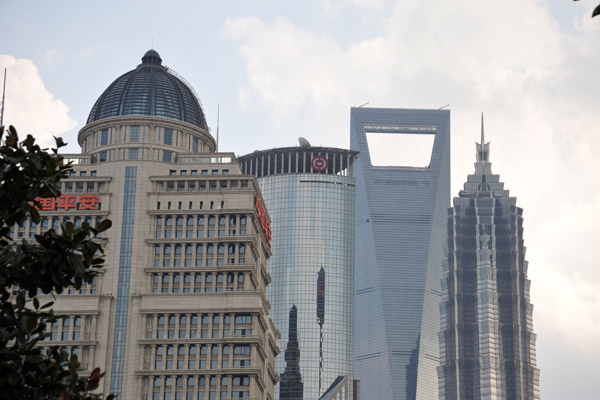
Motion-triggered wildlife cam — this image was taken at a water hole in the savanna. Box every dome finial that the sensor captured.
[142,49,162,65]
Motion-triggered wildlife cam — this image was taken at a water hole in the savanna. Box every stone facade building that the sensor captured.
[25,50,280,399]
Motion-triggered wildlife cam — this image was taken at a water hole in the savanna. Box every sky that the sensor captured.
[1,0,599,398]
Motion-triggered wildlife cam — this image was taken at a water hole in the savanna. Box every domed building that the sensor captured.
[29,50,280,399]
[78,49,215,164]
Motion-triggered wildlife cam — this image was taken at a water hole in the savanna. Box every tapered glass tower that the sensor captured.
[438,117,540,399]
[351,107,451,400]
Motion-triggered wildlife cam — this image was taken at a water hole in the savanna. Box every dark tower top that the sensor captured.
[86,50,208,130]
[438,123,540,399]
[317,267,325,327]
[280,305,304,400]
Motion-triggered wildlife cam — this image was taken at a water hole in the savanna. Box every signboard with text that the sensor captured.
[255,196,272,246]
[32,195,100,211]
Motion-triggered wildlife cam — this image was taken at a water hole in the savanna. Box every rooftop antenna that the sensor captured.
[358,101,370,108]
[1,68,6,128]
[481,112,485,144]
[216,105,220,152]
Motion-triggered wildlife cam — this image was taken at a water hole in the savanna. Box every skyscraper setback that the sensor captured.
[438,119,540,399]
[351,107,451,399]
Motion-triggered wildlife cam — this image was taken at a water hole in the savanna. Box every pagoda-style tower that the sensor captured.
[438,115,540,399]
[280,305,304,400]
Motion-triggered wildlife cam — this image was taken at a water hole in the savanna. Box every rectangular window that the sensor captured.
[130,126,140,142]
[101,129,108,146]
[163,151,172,162]
[164,129,173,145]
[129,148,139,160]
[192,137,199,153]
[99,151,107,162]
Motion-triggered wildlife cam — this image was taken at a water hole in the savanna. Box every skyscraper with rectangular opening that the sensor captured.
[351,107,450,400]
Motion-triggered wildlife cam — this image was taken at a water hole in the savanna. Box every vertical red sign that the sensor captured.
[255,196,272,246]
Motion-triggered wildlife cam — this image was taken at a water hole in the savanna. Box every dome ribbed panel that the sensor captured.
[154,70,182,121]
[172,78,206,130]
[95,72,131,121]
[122,68,152,116]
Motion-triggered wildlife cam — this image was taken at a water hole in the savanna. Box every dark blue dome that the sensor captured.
[86,50,208,130]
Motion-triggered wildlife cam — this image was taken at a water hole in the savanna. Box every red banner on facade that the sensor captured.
[255,196,272,246]
[33,195,100,211]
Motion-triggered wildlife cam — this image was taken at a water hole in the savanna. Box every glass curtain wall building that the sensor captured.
[438,120,540,399]
[26,50,280,399]
[350,107,451,400]
[239,145,358,399]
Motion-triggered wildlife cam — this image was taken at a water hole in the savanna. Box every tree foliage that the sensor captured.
[0,126,113,400]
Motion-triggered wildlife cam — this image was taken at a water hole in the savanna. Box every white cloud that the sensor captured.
[0,55,76,147]
[225,1,600,397]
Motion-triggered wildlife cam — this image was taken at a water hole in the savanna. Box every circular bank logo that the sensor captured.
[311,155,328,172]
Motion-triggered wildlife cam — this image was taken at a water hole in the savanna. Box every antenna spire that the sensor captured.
[1,68,6,128]
[481,112,485,145]
[216,105,220,152]
[476,112,490,163]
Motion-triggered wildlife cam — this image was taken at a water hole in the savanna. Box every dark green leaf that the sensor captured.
[96,219,112,233]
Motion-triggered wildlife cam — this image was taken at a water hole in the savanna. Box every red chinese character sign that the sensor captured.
[32,195,100,211]
[255,196,272,247]
[78,195,100,210]
[311,155,328,172]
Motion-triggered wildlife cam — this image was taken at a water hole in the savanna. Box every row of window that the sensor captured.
[153,243,249,268]
[168,169,229,176]
[156,179,249,193]
[158,215,246,228]
[94,149,177,163]
[45,315,95,341]
[145,313,253,340]
[156,200,226,211]
[142,375,251,400]
[15,216,107,238]
[151,272,246,293]
[68,170,98,177]
[39,345,94,371]
[155,216,248,239]
[86,126,205,155]
[61,181,106,193]
[143,343,252,371]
